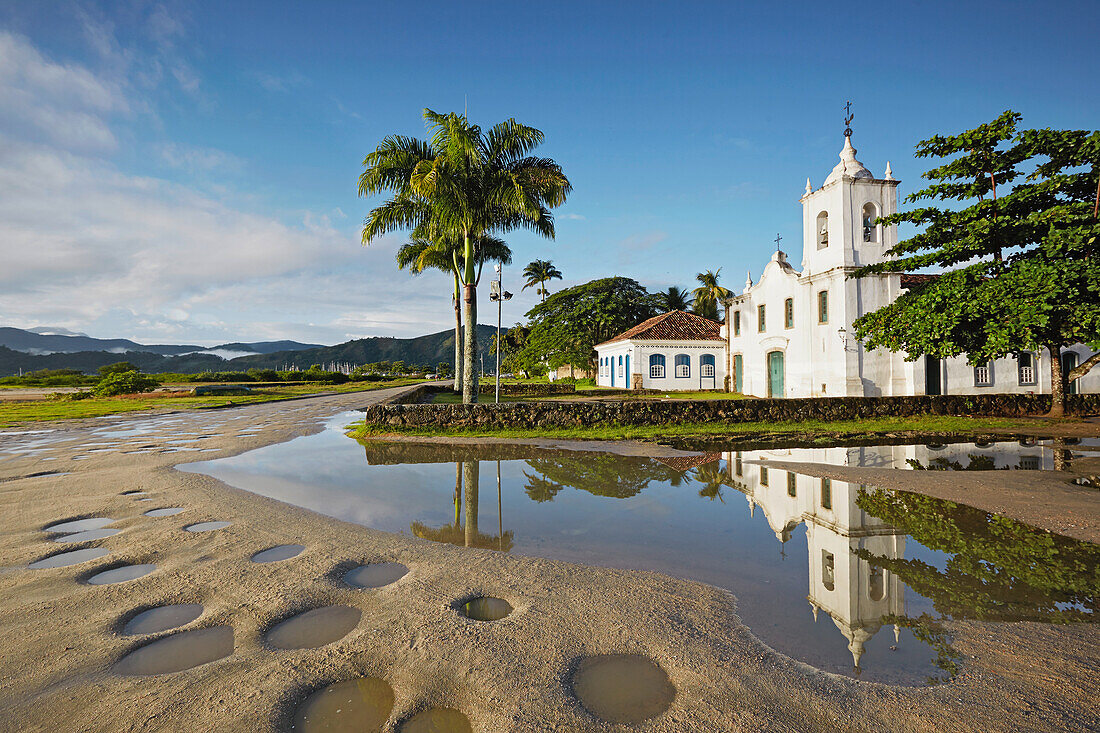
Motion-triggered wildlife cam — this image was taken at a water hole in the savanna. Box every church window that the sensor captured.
[1018,352,1037,385]
[757,304,766,332]
[869,566,886,601]
[760,466,769,486]
[649,354,665,379]
[675,354,690,378]
[786,472,796,497]
[816,212,829,249]
[818,290,829,324]
[862,202,879,243]
[784,298,794,329]
[822,551,835,591]
[974,361,993,387]
[734,451,743,476]
[820,478,832,510]
[700,354,715,377]
[733,311,741,336]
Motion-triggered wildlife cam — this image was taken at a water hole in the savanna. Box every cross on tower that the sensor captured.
[774,232,782,252]
[844,100,854,138]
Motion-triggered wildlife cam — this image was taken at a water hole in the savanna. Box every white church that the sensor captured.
[596,130,1099,397]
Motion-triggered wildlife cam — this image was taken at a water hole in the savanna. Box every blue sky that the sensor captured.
[1,0,1097,345]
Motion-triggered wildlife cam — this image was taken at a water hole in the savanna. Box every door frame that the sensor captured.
[766,350,785,398]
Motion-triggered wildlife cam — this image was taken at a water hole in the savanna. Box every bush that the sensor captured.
[92,370,160,397]
[98,361,140,376]
[247,368,279,382]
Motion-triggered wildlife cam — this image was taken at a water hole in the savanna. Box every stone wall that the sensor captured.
[392,383,577,405]
[363,394,1100,429]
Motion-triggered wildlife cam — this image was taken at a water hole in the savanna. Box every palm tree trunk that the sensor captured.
[1047,344,1065,418]
[462,230,479,404]
[452,274,463,392]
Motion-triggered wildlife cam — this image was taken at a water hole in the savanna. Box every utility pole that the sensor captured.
[489,263,513,404]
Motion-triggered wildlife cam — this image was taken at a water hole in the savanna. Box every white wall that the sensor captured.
[596,339,726,390]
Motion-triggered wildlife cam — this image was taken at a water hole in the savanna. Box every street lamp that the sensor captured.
[489,263,513,404]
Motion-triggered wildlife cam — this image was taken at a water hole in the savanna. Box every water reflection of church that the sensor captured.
[721,441,1052,670]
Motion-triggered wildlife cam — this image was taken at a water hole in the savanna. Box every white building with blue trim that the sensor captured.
[595,310,726,391]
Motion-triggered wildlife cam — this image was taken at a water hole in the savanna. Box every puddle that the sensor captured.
[181,429,1100,684]
[144,507,187,517]
[88,564,155,585]
[399,708,472,733]
[251,544,305,563]
[293,677,394,732]
[114,626,233,675]
[53,528,121,543]
[571,654,675,724]
[343,562,409,589]
[184,521,231,532]
[459,596,512,621]
[28,547,109,569]
[124,604,204,635]
[266,605,361,650]
[44,517,115,534]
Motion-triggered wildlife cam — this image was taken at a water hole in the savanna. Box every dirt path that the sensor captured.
[1,390,1098,732]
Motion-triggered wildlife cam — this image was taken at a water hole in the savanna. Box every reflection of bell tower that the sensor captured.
[804,476,905,672]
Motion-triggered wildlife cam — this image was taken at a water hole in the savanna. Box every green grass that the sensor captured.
[349,414,1035,442]
[0,379,425,426]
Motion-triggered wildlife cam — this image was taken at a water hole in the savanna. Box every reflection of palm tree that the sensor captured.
[693,461,731,502]
[410,460,514,551]
[523,471,564,502]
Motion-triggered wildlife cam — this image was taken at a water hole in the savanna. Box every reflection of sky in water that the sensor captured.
[179,415,1087,685]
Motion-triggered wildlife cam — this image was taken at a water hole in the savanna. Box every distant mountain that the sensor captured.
[0,326,496,375]
[224,326,498,370]
[0,327,321,358]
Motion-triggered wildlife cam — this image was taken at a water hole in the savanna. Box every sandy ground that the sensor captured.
[1,385,1098,732]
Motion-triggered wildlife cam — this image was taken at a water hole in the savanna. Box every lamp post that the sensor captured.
[489,263,513,404]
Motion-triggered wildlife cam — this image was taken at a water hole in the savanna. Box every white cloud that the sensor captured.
[564,213,586,220]
[158,142,242,173]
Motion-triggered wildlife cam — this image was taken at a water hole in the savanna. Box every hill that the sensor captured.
[0,326,497,375]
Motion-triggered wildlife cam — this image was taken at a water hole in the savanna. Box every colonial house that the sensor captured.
[595,310,726,390]
[599,129,1098,396]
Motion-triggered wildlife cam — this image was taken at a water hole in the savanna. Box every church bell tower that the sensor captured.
[799,105,900,274]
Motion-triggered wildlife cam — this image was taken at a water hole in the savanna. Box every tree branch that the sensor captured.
[1068,350,1100,382]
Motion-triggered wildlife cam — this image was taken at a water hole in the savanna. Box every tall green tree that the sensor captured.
[397,230,510,392]
[360,109,571,403]
[520,277,661,374]
[521,259,563,301]
[691,269,731,321]
[851,111,1100,416]
[661,286,690,312]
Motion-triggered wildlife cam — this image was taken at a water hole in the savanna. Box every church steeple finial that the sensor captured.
[805,177,812,195]
[884,161,894,180]
[744,269,753,292]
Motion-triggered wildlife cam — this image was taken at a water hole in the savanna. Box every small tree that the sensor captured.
[521,259,563,301]
[92,370,159,396]
[852,111,1100,416]
[521,277,661,375]
[98,361,139,376]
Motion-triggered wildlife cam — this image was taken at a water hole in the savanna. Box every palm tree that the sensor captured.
[397,230,510,392]
[360,109,571,403]
[662,286,689,312]
[521,259,563,301]
[691,269,732,322]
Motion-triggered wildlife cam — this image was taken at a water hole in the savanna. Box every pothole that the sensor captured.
[571,654,675,724]
[184,521,231,532]
[398,708,472,733]
[88,563,156,585]
[124,603,204,635]
[343,562,408,589]
[53,528,121,543]
[28,547,109,569]
[293,677,394,731]
[459,596,512,622]
[44,517,115,534]
[114,626,234,675]
[251,544,305,563]
[144,507,187,517]
[266,606,361,650]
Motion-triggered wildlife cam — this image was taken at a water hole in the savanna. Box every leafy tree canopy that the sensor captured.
[98,361,139,376]
[520,277,661,372]
[851,111,1100,414]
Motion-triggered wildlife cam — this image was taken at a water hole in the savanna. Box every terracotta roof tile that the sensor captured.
[900,273,939,288]
[597,310,723,346]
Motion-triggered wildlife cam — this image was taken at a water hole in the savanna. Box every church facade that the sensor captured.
[599,131,1099,397]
